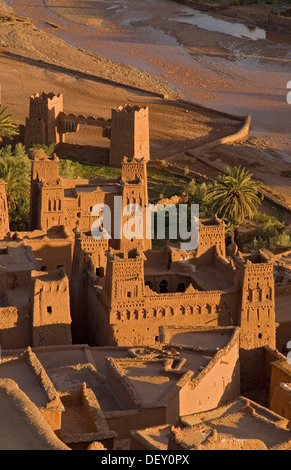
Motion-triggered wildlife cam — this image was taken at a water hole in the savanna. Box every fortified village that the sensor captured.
[0,92,290,451]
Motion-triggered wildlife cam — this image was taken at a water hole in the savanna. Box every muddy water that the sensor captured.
[168,12,266,41]
[168,9,291,45]
[4,0,291,150]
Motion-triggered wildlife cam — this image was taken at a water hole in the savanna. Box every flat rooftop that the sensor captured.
[131,424,170,450]
[116,359,181,405]
[0,245,39,272]
[2,327,237,413]
[47,365,121,412]
[0,351,59,411]
[34,346,130,412]
[167,328,233,349]
[169,397,291,450]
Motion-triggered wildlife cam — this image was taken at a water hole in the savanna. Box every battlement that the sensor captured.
[121,156,147,184]
[110,105,149,166]
[29,92,63,118]
[31,92,62,101]
[23,93,150,168]
[113,104,148,116]
[197,217,226,259]
[106,248,145,262]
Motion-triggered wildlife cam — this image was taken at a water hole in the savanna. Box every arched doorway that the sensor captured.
[177,282,185,292]
[159,280,168,293]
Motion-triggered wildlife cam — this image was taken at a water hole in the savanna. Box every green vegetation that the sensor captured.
[0,143,289,252]
[0,106,19,142]
[56,158,190,202]
[247,211,291,252]
[0,144,31,230]
[183,167,291,251]
[59,158,121,180]
[32,142,56,156]
[147,167,190,203]
[207,166,262,240]
[61,159,289,252]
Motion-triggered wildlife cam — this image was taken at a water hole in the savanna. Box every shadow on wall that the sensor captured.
[32,324,72,348]
[0,323,72,349]
[0,322,30,350]
[55,143,110,165]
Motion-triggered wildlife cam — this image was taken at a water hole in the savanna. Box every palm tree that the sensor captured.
[0,157,30,211]
[0,105,19,141]
[32,143,56,156]
[208,165,262,239]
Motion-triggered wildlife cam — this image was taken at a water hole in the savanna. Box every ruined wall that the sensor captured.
[106,359,140,410]
[24,347,64,431]
[31,270,72,347]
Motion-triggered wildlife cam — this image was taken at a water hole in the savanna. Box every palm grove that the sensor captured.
[0,104,290,251]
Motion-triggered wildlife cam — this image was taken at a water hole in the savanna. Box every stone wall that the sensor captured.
[55,143,109,165]
[0,306,30,350]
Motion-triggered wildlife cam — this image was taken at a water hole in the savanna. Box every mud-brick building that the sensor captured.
[29,150,151,252]
[77,226,274,348]
[71,210,276,393]
[0,240,72,349]
[23,92,150,167]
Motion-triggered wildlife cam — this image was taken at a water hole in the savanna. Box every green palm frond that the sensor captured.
[0,157,30,210]
[0,105,19,140]
[208,165,262,225]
